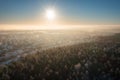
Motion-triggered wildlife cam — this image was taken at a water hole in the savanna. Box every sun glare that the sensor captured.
[46,9,56,20]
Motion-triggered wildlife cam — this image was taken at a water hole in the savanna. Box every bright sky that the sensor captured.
[0,0,120,29]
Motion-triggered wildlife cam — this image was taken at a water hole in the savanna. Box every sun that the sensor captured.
[46,9,56,20]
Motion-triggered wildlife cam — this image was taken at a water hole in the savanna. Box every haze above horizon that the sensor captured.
[0,0,120,29]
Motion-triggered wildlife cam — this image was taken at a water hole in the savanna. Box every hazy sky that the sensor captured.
[0,0,120,25]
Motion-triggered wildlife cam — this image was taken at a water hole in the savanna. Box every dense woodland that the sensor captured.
[0,33,120,80]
